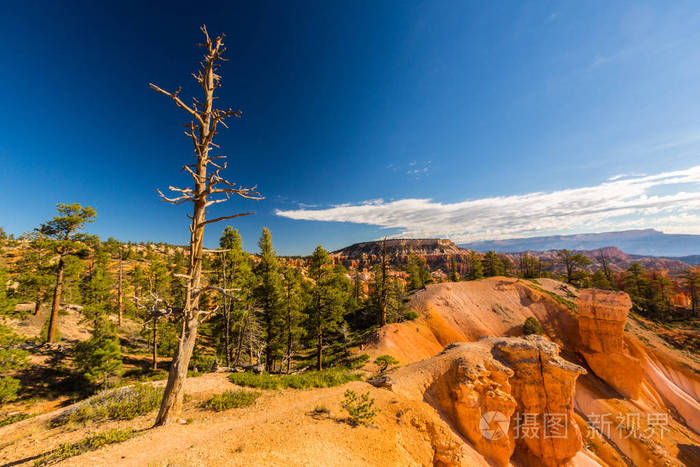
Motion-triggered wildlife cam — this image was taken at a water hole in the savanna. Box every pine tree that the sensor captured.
[81,249,113,319]
[0,266,18,316]
[591,270,612,290]
[680,269,700,317]
[0,324,29,403]
[281,266,305,373]
[214,227,255,367]
[406,254,430,289]
[36,203,96,342]
[74,317,122,387]
[307,245,349,370]
[557,249,591,285]
[13,238,55,317]
[466,251,483,280]
[254,228,283,372]
[449,256,459,282]
[482,251,505,277]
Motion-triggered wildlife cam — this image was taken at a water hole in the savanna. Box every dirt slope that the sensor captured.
[367,277,700,466]
[1,373,495,467]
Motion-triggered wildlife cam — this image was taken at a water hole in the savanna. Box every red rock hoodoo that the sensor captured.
[576,289,644,399]
[376,336,586,467]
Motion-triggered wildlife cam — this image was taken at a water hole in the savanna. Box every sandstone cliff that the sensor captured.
[376,336,587,467]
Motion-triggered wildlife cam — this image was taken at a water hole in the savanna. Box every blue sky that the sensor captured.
[1,1,700,255]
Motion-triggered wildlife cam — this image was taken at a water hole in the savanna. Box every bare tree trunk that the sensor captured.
[317,328,323,371]
[286,312,292,374]
[150,26,261,426]
[316,292,323,371]
[233,311,248,367]
[155,315,199,425]
[222,258,231,367]
[34,290,44,317]
[47,258,64,343]
[152,316,158,371]
[118,253,124,327]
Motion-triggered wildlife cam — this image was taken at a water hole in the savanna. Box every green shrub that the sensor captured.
[373,355,399,373]
[0,324,29,402]
[0,377,21,403]
[0,412,33,427]
[34,429,134,466]
[228,369,360,390]
[345,353,370,370]
[313,404,330,416]
[523,317,544,335]
[192,354,217,372]
[201,390,260,412]
[74,317,122,387]
[341,390,377,426]
[404,311,419,321]
[51,383,163,427]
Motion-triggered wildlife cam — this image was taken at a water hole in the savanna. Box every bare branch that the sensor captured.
[149,84,204,127]
[200,212,255,227]
[156,188,193,205]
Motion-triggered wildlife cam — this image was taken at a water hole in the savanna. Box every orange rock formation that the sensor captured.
[576,289,644,399]
[377,336,586,467]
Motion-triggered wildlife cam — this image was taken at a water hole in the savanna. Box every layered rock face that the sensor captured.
[492,337,586,467]
[332,238,473,272]
[377,336,586,467]
[577,289,644,399]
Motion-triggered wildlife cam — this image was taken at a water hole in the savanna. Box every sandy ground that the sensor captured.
[1,373,496,467]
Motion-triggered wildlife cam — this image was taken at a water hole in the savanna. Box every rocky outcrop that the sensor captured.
[376,336,586,467]
[492,337,586,467]
[577,289,643,399]
[332,238,475,273]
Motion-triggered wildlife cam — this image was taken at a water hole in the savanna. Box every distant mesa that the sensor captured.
[459,228,700,258]
[331,234,695,275]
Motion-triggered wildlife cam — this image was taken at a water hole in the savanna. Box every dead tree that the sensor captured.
[133,292,176,371]
[149,25,262,426]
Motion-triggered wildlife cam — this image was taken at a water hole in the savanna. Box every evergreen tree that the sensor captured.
[74,317,122,387]
[591,270,612,290]
[13,238,55,317]
[130,265,148,298]
[406,254,430,289]
[254,228,283,372]
[449,256,459,282]
[36,203,96,342]
[81,250,113,319]
[557,249,591,285]
[0,324,29,403]
[307,245,349,370]
[482,251,505,277]
[517,253,543,278]
[348,271,365,313]
[0,266,18,316]
[680,269,700,317]
[281,266,305,373]
[625,263,647,298]
[466,251,483,280]
[214,227,256,367]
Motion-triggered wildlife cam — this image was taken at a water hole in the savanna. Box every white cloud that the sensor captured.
[275,165,700,242]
